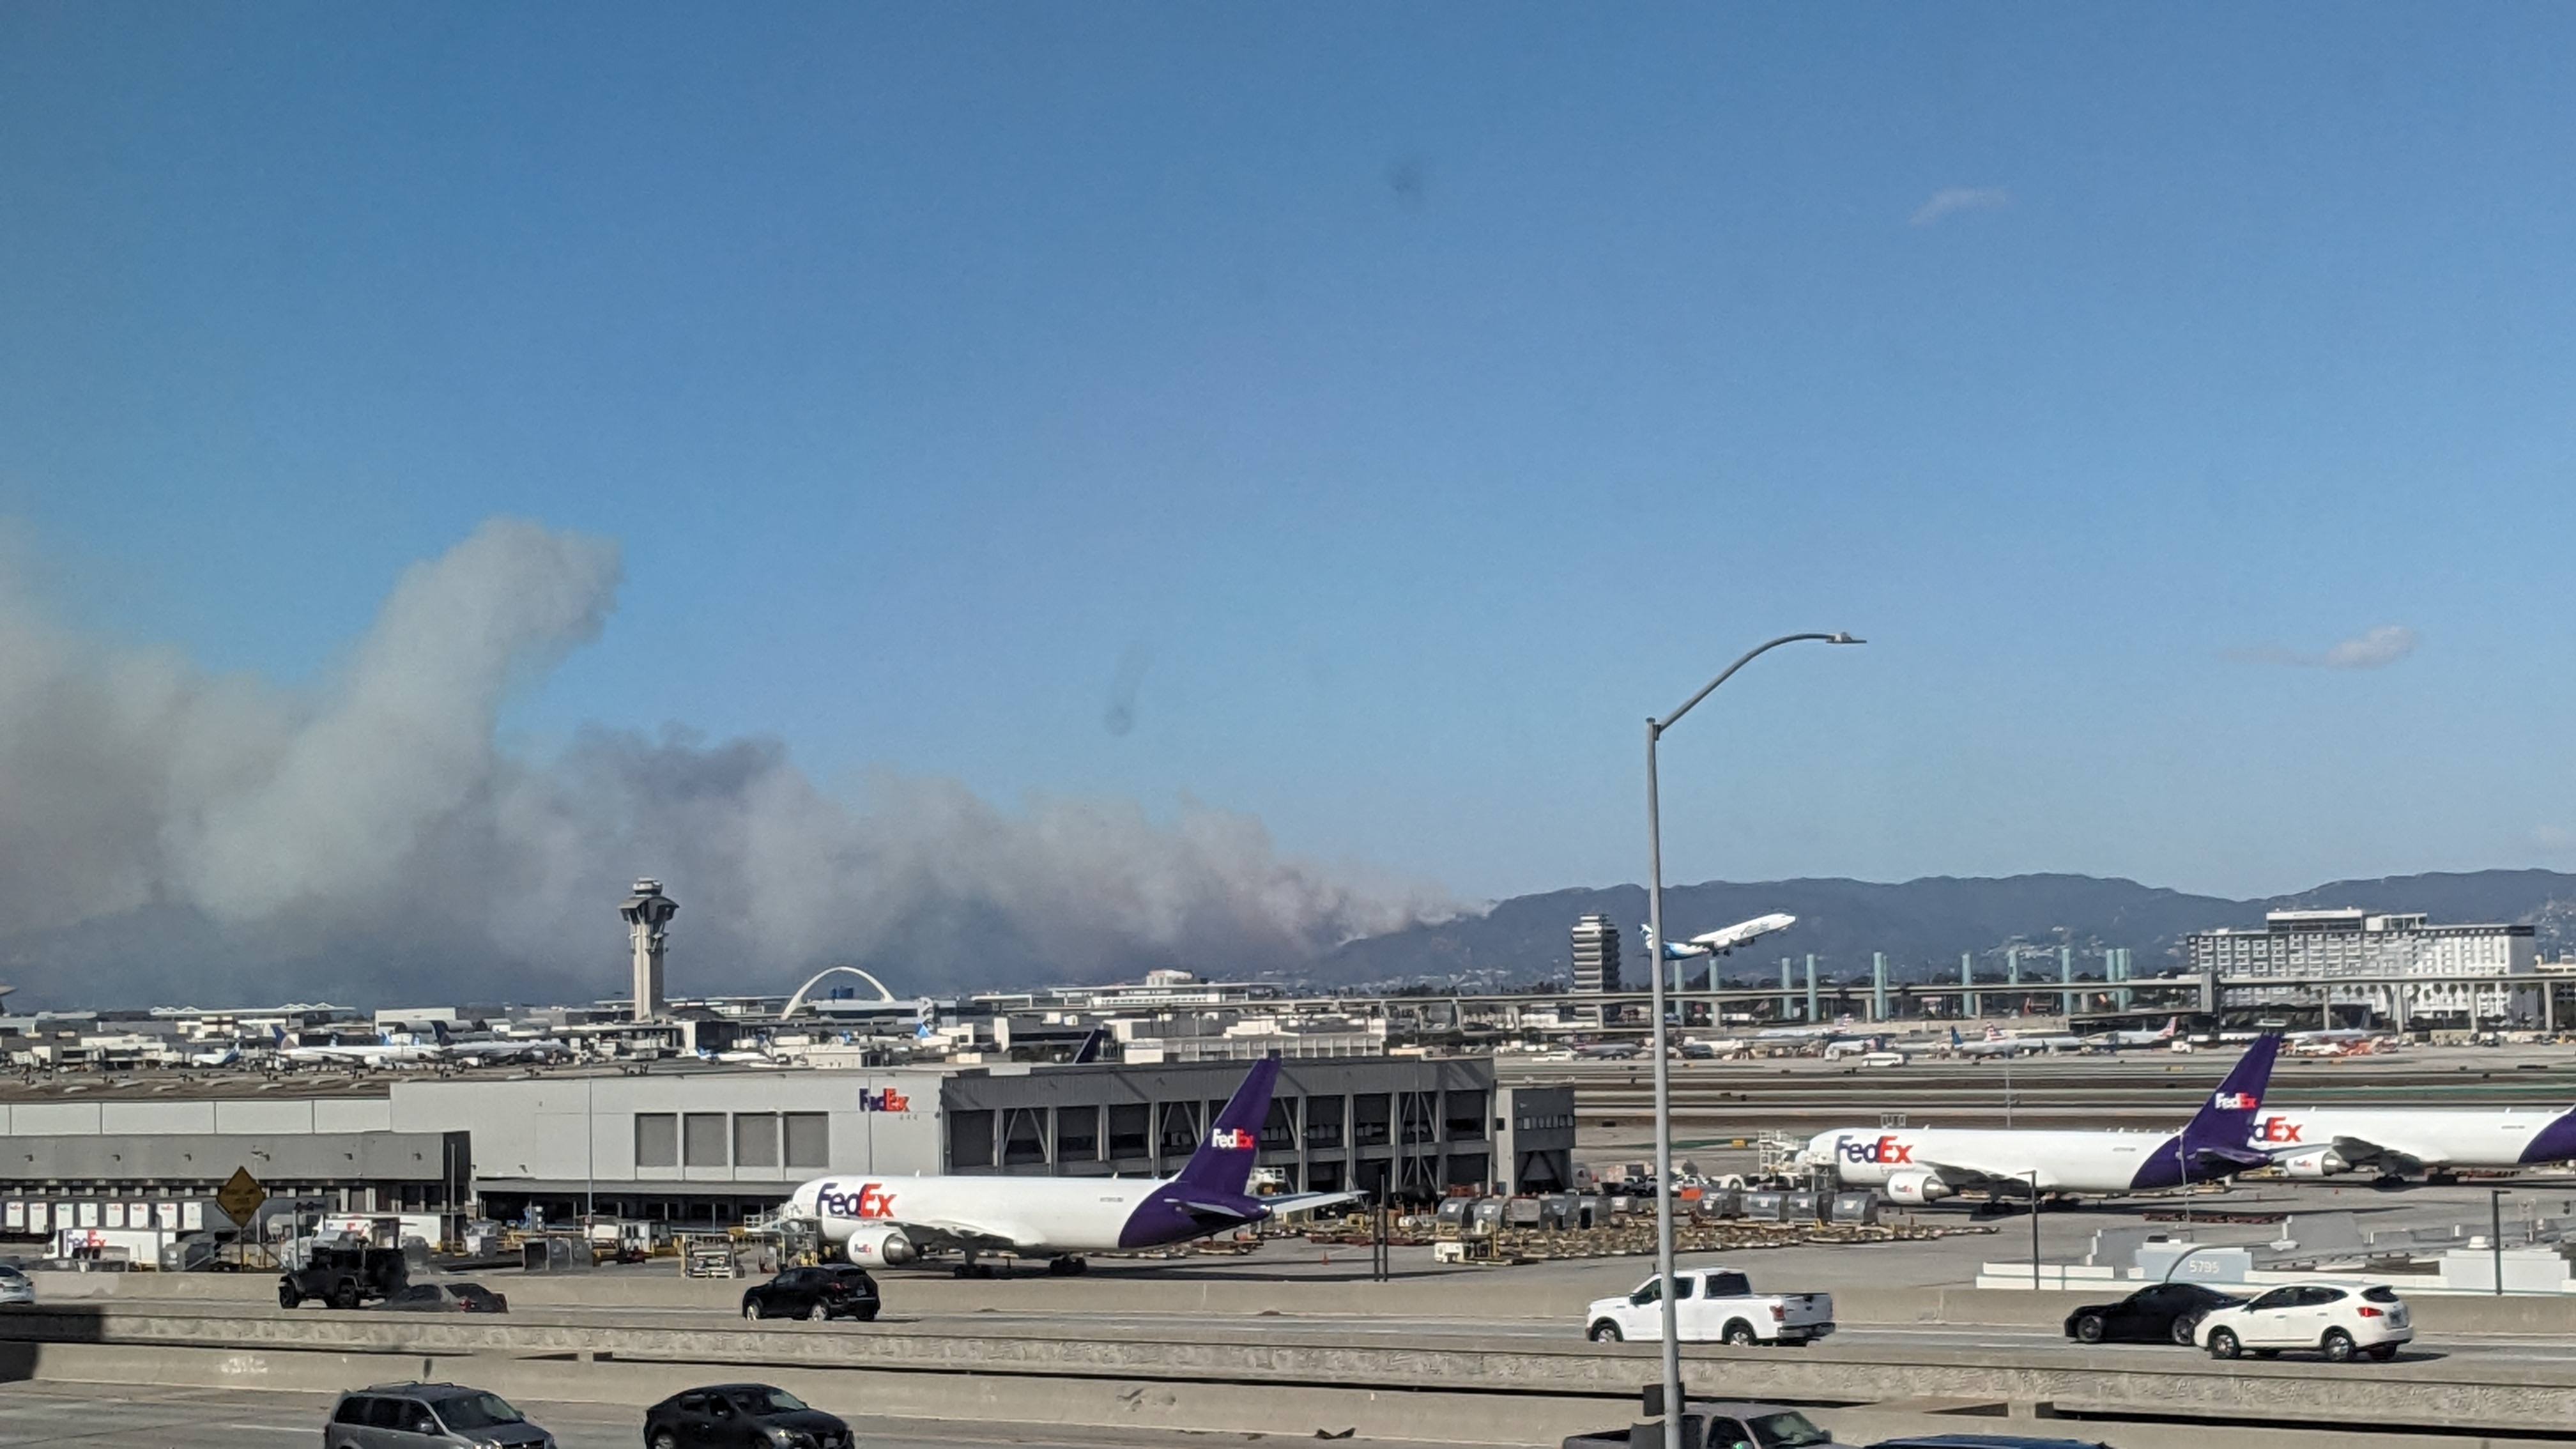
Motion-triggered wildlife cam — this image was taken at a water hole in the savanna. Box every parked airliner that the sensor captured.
[2250,1103,2576,1183]
[1803,1034,2281,1203]
[783,1057,1356,1275]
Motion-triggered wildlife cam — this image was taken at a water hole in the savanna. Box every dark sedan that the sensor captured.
[2062,1282,2244,1346]
[376,1282,510,1313]
[740,1265,879,1322]
[643,1383,850,1449]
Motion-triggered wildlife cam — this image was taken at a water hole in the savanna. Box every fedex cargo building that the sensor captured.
[402,1055,1574,1228]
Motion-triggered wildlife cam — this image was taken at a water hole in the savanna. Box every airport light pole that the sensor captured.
[1644,631,1862,1447]
[2492,1189,2508,1297]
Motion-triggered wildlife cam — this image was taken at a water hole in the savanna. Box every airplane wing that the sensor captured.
[887,1217,1039,1255]
[1259,1190,1364,1217]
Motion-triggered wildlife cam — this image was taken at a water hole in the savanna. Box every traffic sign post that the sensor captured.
[216,1167,268,1227]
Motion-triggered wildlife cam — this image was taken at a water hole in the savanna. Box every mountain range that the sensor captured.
[1308,869,2576,990]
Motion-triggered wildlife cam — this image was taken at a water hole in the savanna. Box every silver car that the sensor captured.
[0,1266,33,1307]
[325,1383,554,1449]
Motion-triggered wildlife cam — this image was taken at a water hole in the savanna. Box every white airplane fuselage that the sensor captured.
[1809,1126,2195,1196]
[2254,1107,2576,1174]
[786,1174,1170,1256]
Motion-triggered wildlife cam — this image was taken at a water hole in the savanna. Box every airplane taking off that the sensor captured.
[1804,1034,2282,1202]
[2250,1104,2576,1183]
[1651,913,1798,958]
[783,1057,1358,1275]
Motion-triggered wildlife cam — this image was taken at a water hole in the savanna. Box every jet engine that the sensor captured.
[841,1224,919,1266]
[2278,1147,2350,1179]
[1883,1169,1952,1204]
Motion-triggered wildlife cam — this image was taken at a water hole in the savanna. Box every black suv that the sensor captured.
[325,1381,555,1448]
[644,1383,851,1449]
[282,1244,410,1310]
[739,1265,878,1321]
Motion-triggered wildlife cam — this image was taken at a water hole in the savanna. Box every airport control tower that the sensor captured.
[619,878,678,1022]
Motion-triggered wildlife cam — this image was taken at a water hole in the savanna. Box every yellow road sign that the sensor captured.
[215,1166,268,1226]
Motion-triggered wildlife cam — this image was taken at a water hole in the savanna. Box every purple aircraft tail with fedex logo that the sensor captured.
[1116,1056,1282,1248]
[1173,1055,1279,1193]
[2128,1032,2281,1191]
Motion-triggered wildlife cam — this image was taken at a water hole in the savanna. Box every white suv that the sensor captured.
[2195,1281,2411,1363]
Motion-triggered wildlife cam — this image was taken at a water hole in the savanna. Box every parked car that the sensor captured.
[1584,1268,1833,1346]
[0,1265,33,1307]
[740,1265,879,1321]
[1562,1399,1834,1448]
[643,1382,852,1449]
[2195,1280,2412,1362]
[376,1282,510,1314]
[325,1381,554,1448]
[281,1243,409,1310]
[2062,1281,2244,1346]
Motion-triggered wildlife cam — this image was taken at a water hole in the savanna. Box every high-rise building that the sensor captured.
[1571,914,1623,994]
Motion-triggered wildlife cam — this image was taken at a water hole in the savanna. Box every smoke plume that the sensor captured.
[0,520,1444,1008]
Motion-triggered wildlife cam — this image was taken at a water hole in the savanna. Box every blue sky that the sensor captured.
[4,4,2574,910]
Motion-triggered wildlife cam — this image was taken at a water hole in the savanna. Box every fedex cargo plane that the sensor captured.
[1803,1034,2281,1203]
[2250,1103,2576,1183]
[783,1057,1354,1275]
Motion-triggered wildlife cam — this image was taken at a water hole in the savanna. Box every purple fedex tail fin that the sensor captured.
[2180,1033,2282,1169]
[1172,1056,1280,1194]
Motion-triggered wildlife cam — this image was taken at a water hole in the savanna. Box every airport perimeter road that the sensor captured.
[0,1382,1468,1449]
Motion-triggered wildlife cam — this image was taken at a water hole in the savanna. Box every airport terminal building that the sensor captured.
[0,1055,1573,1237]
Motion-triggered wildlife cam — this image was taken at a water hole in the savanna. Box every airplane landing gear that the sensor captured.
[1047,1256,1089,1276]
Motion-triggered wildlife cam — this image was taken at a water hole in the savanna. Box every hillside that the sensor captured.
[1309,869,2576,990]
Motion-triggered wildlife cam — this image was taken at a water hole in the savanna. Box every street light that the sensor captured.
[1643,631,1862,1448]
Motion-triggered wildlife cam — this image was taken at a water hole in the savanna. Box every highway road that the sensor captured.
[0,1381,1452,1449]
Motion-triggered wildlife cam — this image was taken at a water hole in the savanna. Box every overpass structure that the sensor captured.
[1276,968,2557,1038]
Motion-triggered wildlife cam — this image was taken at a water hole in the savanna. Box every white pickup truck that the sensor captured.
[1583,1268,1834,1347]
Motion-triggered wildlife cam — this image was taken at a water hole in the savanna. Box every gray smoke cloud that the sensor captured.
[0,520,1446,1009]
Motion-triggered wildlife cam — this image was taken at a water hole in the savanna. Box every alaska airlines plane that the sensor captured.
[1804,1034,2281,1202]
[2251,1104,2576,1182]
[783,1057,1355,1275]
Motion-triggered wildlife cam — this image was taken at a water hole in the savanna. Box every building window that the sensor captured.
[683,1113,728,1167]
[784,1113,829,1169]
[1353,1094,1390,1147]
[1262,1097,1298,1150]
[733,1114,779,1170]
[635,1114,678,1169]
[949,1110,994,1169]
[1059,1105,1100,1162]
[1002,1107,1050,1165]
[1445,1091,1487,1141]
[1158,1101,1200,1155]
[1108,1103,1149,1158]
[1305,1096,1344,1147]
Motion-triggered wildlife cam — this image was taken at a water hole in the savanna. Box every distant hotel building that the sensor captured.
[1571,915,1623,994]
[2186,909,2538,1026]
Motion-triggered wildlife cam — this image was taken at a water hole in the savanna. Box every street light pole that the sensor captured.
[1644,631,1862,1449]
[2492,1189,2507,1297]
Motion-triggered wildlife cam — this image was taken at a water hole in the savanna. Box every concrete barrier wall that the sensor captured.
[6,1301,2575,1436]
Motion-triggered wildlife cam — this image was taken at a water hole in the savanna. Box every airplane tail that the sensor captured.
[2178,1033,2282,1169]
[1172,1056,1279,1194]
[1071,1027,1107,1064]
[2159,1016,2179,1039]
[1949,1027,1963,1048]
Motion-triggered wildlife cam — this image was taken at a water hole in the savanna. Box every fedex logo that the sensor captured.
[860,1088,911,1113]
[816,1181,899,1219]
[1209,1127,1255,1150]
[2212,1092,2260,1110]
[1836,1134,1913,1165]
[2257,1115,2303,1143]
